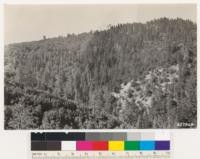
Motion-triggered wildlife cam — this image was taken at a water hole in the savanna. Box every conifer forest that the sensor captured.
[4,18,197,129]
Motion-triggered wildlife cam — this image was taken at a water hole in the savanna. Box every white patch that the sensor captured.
[112,65,179,115]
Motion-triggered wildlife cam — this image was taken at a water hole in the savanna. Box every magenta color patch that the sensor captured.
[76,141,93,150]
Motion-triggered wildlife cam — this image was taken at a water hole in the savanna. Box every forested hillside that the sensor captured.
[4,18,197,129]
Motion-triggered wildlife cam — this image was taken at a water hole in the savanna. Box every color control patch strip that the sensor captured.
[31,132,170,151]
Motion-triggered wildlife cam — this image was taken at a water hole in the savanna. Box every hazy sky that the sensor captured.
[4,4,196,44]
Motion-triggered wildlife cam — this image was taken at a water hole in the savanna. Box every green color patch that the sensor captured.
[125,141,140,150]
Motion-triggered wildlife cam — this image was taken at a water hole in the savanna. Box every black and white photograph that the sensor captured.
[4,4,197,129]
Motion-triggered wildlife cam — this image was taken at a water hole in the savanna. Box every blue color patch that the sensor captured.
[139,141,155,150]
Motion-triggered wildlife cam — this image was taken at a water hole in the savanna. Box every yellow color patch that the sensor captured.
[108,141,124,151]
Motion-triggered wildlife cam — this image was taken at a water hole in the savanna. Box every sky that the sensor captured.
[4,4,196,44]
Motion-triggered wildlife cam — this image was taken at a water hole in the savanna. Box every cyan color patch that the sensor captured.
[139,141,155,150]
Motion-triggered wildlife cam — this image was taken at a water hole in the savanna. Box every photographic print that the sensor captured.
[4,4,197,129]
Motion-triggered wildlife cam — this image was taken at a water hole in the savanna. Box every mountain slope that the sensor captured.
[4,18,197,129]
